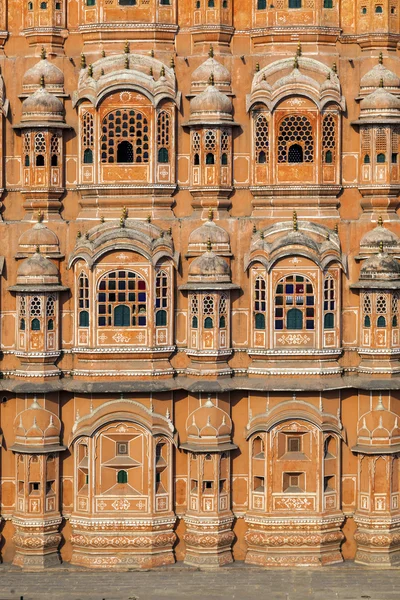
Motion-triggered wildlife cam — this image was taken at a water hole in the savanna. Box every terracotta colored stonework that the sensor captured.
[1,0,400,571]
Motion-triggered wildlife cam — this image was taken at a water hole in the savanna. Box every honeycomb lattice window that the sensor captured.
[23,134,31,156]
[361,127,371,154]
[392,292,399,321]
[101,109,149,164]
[392,127,400,154]
[219,294,227,316]
[376,128,387,152]
[192,132,200,153]
[277,115,314,163]
[203,295,215,315]
[19,296,27,318]
[322,114,336,163]
[30,296,42,317]
[46,295,55,317]
[82,112,94,163]
[363,293,372,315]
[205,130,217,151]
[51,135,60,156]
[191,294,199,315]
[97,270,147,327]
[157,111,170,163]
[376,294,388,314]
[255,114,269,163]
[221,130,229,152]
[34,132,46,155]
[274,274,315,331]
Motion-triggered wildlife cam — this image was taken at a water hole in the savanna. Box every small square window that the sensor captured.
[117,442,128,455]
[288,436,301,453]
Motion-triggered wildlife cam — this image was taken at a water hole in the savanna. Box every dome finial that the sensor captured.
[379,77,384,88]
[37,209,43,223]
[253,224,257,234]
[293,55,299,70]
[326,71,331,81]
[255,62,260,72]
[147,214,152,223]
[209,45,214,58]
[379,52,383,65]
[296,41,302,57]
[207,237,212,252]
[208,208,214,221]
[378,215,383,226]
[101,49,106,58]
[40,75,45,88]
[170,56,175,70]
[208,73,215,86]
[124,56,130,69]
[88,64,93,78]
[332,62,337,74]
[124,40,130,54]
[334,223,339,234]
[119,216,125,228]
[379,240,384,253]
[293,210,298,232]
[81,53,86,69]
[35,245,40,254]
[40,46,46,60]
[160,65,165,77]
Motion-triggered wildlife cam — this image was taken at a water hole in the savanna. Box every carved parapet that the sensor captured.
[70,517,176,569]
[354,516,400,566]
[244,516,343,567]
[12,516,62,569]
[183,515,234,567]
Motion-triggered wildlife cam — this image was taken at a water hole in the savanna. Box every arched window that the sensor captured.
[208,0,214,6]
[46,296,55,330]
[288,144,303,163]
[36,155,45,167]
[192,316,198,328]
[101,109,149,164]
[377,316,386,327]
[82,112,94,164]
[219,315,226,328]
[51,155,58,167]
[156,270,169,327]
[364,154,370,164]
[40,1,47,8]
[364,315,371,328]
[28,1,33,9]
[274,274,315,331]
[257,0,266,7]
[78,273,90,327]
[376,294,387,327]
[50,134,60,168]
[278,115,313,164]
[86,0,96,5]
[48,319,54,331]
[324,0,333,7]
[34,132,46,167]
[31,318,41,331]
[255,113,269,163]
[377,153,386,163]
[20,318,26,331]
[203,295,215,329]
[287,308,303,330]
[289,0,301,7]
[157,111,171,163]
[194,154,200,165]
[255,313,265,330]
[117,470,128,483]
[206,153,215,165]
[204,317,213,329]
[117,140,134,163]
[324,275,336,329]
[375,5,383,12]
[119,0,136,4]
[221,153,228,165]
[97,271,147,327]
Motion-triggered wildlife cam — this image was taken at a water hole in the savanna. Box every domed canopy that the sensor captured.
[188,80,234,126]
[191,55,231,95]
[360,62,400,94]
[9,251,68,293]
[354,403,400,453]
[360,222,400,254]
[12,397,64,452]
[360,251,400,280]
[15,80,68,130]
[18,222,61,257]
[181,396,236,452]
[22,57,64,95]
[187,218,231,256]
[354,84,400,125]
[189,247,230,282]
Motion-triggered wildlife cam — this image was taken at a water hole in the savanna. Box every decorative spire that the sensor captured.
[379,240,384,253]
[124,40,130,54]
[209,45,214,59]
[81,53,86,69]
[208,73,215,86]
[120,216,125,228]
[255,62,260,72]
[207,238,212,252]
[253,224,257,234]
[296,41,302,57]
[40,75,45,88]
[40,46,46,60]
[170,56,175,70]
[88,64,93,78]
[208,208,214,221]
[101,49,106,58]
[376,392,385,411]
[168,227,172,236]
[205,394,214,407]
[147,214,152,223]
[100,215,105,223]
[260,230,264,240]
[379,77,384,88]
[149,67,153,77]
[378,215,383,226]
[293,55,299,70]
[100,68,105,76]
[151,49,154,57]
[77,230,82,239]
[35,245,40,253]
[334,223,339,234]
[326,71,331,81]
[332,62,337,74]
[160,66,165,77]
[379,52,383,65]
[124,56,129,69]
[122,206,128,220]
[37,210,43,223]
[293,210,298,232]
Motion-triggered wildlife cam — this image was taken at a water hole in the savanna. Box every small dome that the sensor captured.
[361,63,400,91]
[14,397,61,447]
[19,223,60,253]
[17,252,59,285]
[186,396,232,447]
[360,86,400,112]
[191,57,231,94]
[22,58,64,94]
[190,83,233,123]
[357,407,400,448]
[360,250,400,281]
[188,248,231,283]
[188,220,230,255]
[360,224,400,251]
[21,85,64,124]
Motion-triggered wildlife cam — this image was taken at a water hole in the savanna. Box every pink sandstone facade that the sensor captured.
[0,0,400,570]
